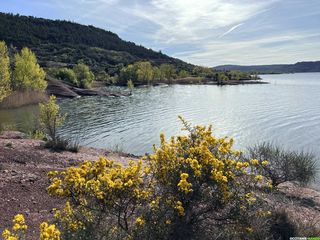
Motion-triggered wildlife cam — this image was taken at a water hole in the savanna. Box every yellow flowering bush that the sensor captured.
[135,117,274,239]
[47,157,153,239]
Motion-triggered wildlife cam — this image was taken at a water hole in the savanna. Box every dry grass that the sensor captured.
[0,90,48,108]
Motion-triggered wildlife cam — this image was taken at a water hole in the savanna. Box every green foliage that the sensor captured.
[95,70,115,84]
[178,70,190,78]
[192,66,213,78]
[119,64,137,85]
[119,61,175,85]
[26,129,46,140]
[248,142,318,186]
[55,68,78,86]
[159,63,176,81]
[12,47,47,91]
[0,41,11,102]
[44,136,79,153]
[127,79,134,93]
[39,95,66,145]
[216,72,229,82]
[135,61,154,85]
[73,63,95,89]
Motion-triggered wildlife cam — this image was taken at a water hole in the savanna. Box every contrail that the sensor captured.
[219,23,244,38]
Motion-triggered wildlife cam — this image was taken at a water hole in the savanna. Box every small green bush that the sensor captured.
[73,63,94,89]
[247,142,318,186]
[39,95,66,147]
[44,137,79,152]
[55,68,78,87]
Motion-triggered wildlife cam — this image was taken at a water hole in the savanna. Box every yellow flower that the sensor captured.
[11,214,27,231]
[175,201,185,216]
[2,229,16,240]
[165,219,172,225]
[255,175,263,181]
[40,222,61,240]
[135,217,145,226]
[250,159,259,165]
[177,173,193,194]
[261,160,269,166]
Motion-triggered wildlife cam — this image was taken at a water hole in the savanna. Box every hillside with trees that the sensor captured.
[214,61,320,74]
[0,12,193,74]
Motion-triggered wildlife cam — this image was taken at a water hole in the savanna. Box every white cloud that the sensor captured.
[176,32,320,66]
[130,0,276,44]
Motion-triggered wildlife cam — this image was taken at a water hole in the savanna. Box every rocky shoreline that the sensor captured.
[0,131,319,238]
[46,76,132,98]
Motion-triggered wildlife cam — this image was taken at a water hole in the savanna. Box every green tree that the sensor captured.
[39,95,66,145]
[12,47,47,91]
[55,68,78,86]
[0,41,11,102]
[159,64,176,82]
[127,79,134,94]
[119,64,137,85]
[152,66,161,82]
[135,61,154,85]
[96,70,113,84]
[178,69,189,78]
[73,63,94,89]
[192,66,213,77]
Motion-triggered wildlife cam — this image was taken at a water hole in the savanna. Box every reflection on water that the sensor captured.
[0,104,39,132]
[1,73,320,159]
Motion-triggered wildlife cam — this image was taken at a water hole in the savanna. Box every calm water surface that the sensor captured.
[58,73,320,156]
[1,73,320,157]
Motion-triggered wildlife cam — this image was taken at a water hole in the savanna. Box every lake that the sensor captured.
[1,73,320,158]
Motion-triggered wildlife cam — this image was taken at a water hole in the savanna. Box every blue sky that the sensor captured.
[1,0,320,66]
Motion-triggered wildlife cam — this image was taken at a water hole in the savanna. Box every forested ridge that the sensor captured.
[0,12,193,73]
[214,61,320,74]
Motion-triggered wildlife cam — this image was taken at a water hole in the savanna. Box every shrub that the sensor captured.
[127,79,134,94]
[247,142,318,186]
[44,136,80,153]
[55,68,78,87]
[46,118,274,239]
[39,95,66,147]
[48,157,151,239]
[73,63,94,89]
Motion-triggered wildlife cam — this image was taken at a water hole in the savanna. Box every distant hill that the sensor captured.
[0,12,193,74]
[213,61,320,74]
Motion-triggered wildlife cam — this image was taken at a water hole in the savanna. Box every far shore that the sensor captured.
[0,76,269,109]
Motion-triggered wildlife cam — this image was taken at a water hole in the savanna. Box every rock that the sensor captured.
[46,75,79,98]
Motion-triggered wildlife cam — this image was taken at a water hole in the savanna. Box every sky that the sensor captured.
[1,0,320,66]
